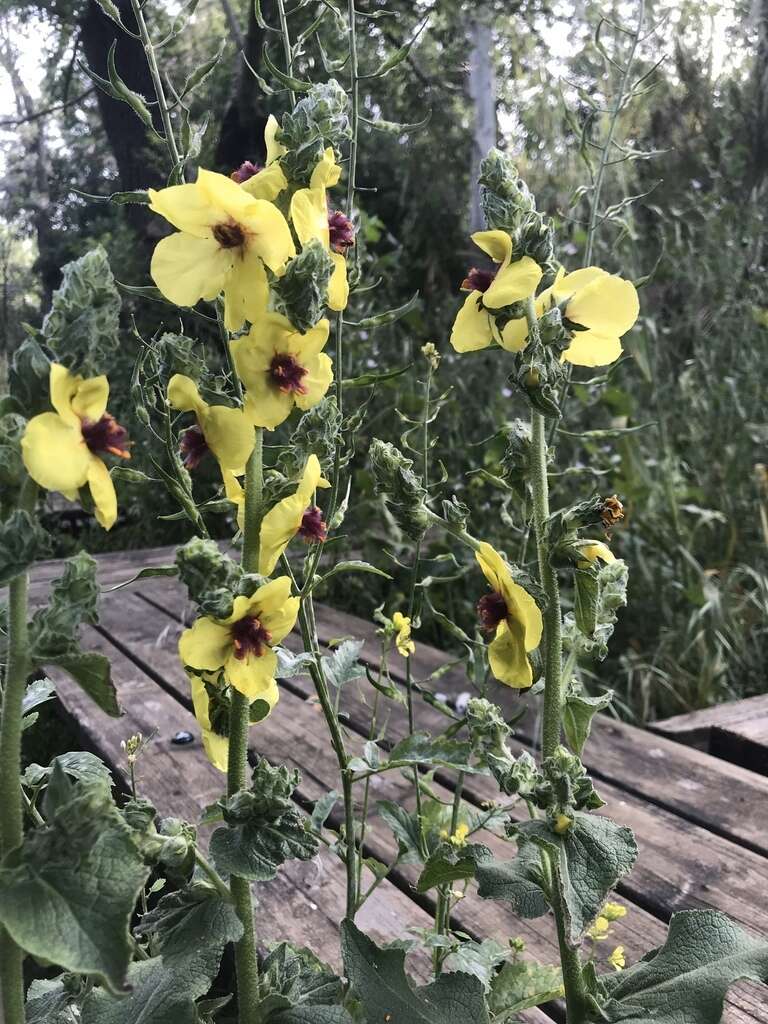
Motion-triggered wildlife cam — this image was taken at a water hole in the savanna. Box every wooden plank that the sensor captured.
[653,696,768,775]
[90,590,766,1023]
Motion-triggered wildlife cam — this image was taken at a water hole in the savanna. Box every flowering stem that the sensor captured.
[129,0,183,174]
[275,0,295,106]
[525,298,587,1023]
[227,432,264,1024]
[0,477,36,1024]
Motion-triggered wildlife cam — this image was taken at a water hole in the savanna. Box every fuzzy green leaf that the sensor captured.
[416,842,488,893]
[563,689,614,756]
[321,639,365,690]
[341,919,490,1023]
[0,510,51,584]
[514,813,638,945]
[474,843,550,919]
[0,768,148,991]
[81,957,200,1024]
[597,910,768,1023]
[489,960,563,1017]
[44,651,120,716]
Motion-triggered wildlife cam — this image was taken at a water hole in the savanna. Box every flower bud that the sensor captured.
[369,438,430,541]
[272,239,334,332]
[175,537,241,618]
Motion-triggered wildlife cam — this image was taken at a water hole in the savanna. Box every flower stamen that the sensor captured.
[269,353,308,395]
[231,161,262,184]
[477,590,508,631]
[179,424,210,471]
[462,266,498,293]
[81,414,130,459]
[230,615,272,659]
[213,221,247,249]
[298,505,327,543]
[328,210,355,253]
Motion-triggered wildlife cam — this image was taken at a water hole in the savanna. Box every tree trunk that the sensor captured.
[466,18,497,232]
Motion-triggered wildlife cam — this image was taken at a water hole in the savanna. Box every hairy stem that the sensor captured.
[226,432,264,1023]
[525,298,587,1022]
[275,0,296,106]
[129,0,183,173]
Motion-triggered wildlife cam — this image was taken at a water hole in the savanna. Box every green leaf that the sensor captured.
[474,843,550,919]
[563,689,613,756]
[262,43,314,91]
[562,560,628,662]
[25,977,78,1024]
[361,17,429,79]
[376,800,423,865]
[341,919,490,1023]
[0,510,51,584]
[416,842,488,893]
[311,790,340,830]
[179,44,225,100]
[29,550,100,658]
[107,40,154,127]
[44,651,120,717]
[258,942,353,1023]
[342,363,413,389]
[0,768,148,992]
[81,957,201,1024]
[23,750,113,788]
[210,759,317,881]
[598,909,768,1024]
[321,639,364,690]
[385,731,481,774]
[72,187,149,205]
[8,336,51,415]
[346,291,419,329]
[513,813,638,945]
[275,647,316,679]
[22,678,56,717]
[444,938,511,991]
[136,881,243,981]
[315,560,392,588]
[574,568,599,637]
[361,112,431,134]
[489,960,563,1017]
[103,565,178,592]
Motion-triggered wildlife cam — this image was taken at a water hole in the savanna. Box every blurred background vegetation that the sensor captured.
[1,0,766,723]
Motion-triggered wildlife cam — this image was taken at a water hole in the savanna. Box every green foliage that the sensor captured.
[488,960,563,1018]
[8,337,52,418]
[513,813,638,946]
[594,910,768,1024]
[175,537,241,619]
[563,687,613,756]
[474,843,550,920]
[272,239,334,333]
[0,766,148,992]
[256,943,353,1023]
[277,79,351,185]
[210,758,317,881]
[0,510,51,585]
[341,919,490,1024]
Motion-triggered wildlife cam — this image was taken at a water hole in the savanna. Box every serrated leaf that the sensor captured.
[315,560,392,587]
[341,919,490,1023]
[25,977,76,1024]
[574,568,599,637]
[321,639,364,690]
[416,842,488,893]
[311,790,339,830]
[599,910,768,1024]
[81,957,200,1023]
[0,770,148,992]
[514,813,638,945]
[361,112,431,134]
[263,43,313,91]
[276,647,317,679]
[22,678,56,717]
[385,731,481,773]
[474,843,550,919]
[23,750,113,788]
[0,509,51,584]
[179,45,224,100]
[361,18,429,80]
[107,41,154,127]
[489,960,563,1016]
[44,650,120,716]
[444,938,511,991]
[376,800,423,865]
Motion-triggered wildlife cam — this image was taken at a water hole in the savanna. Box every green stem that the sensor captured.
[0,571,29,1024]
[194,847,235,901]
[275,0,296,106]
[129,0,183,174]
[525,298,587,1023]
[227,434,264,1023]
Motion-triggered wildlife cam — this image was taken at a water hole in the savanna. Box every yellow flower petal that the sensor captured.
[450,291,494,352]
[225,647,278,699]
[189,675,229,773]
[196,168,259,224]
[562,330,623,368]
[392,611,414,657]
[309,147,341,190]
[71,375,109,425]
[566,273,639,337]
[577,541,615,564]
[49,364,81,425]
[483,256,542,311]
[87,455,117,530]
[179,616,232,672]
[239,199,296,272]
[148,182,218,237]
[499,315,531,353]
[259,492,306,576]
[151,232,233,307]
[222,469,245,532]
[488,618,532,688]
[476,542,543,652]
[223,249,269,332]
[264,114,286,165]
[295,353,333,410]
[290,188,329,248]
[471,229,513,265]
[167,374,204,415]
[201,406,255,472]
[21,412,90,494]
[328,252,349,311]
[287,318,331,359]
[241,162,287,202]
[252,576,299,644]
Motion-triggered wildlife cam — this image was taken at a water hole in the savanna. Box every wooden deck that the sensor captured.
[29,546,768,1023]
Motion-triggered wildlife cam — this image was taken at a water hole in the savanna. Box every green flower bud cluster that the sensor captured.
[175,537,241,619]
[277,79,351,186]
[499,419,533,493]
[547,495,613,547]
[271,239,334,332]
[9,336,52,418]
[532,746,603,817]
[478,150,557,285]
[508,344,566,420]
[279,397,342,479]
[221,758,299,826]
[369,438,430,541]
[465,698,539,796]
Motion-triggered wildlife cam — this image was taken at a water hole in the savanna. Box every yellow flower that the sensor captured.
[475,542,543,688]
[167,374,254,474]
[588,916,611,941]
[448,823,470,847]
[608,946,626,971]
[576,540,615,567]
[258,454,331,576]
[553,814,573,834]
[179,577,299,700]
[230,313,333,430]
[602,902,628,922]
[501,267,639,366]
[148,168,295,332]
[233,115,288,202]
[21,363,129,530]
[392,611,415,657]
[450,230,543,353]
[189,670,279,773]
[289,147,351,311]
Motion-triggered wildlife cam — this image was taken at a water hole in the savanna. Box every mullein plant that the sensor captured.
[0,4,766,1024]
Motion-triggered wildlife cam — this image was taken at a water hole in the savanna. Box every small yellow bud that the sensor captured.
[602,902,627,922]
[449,823,470,847]
[421,342,441,370]
[608,945,626,971]
[587,916,611,941]
[554,814,573,834]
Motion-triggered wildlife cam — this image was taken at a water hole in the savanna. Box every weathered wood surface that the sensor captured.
[29,547,768,1023]
[653,695,768,775]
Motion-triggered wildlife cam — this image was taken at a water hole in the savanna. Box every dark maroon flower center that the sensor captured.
[462,266,498,293]
[230,615,272,659]
[81,414,130,458]
[270,352,308,395]
[299,505,328,543]
[231,160,263,184]
[213,221,247,249]
[477,591,508,631]
[328,210,355,253]
[179,424,210,471]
